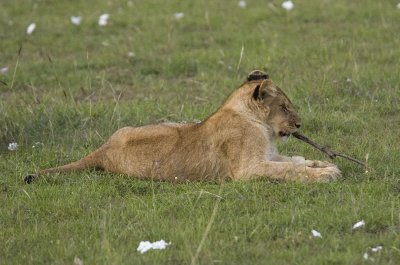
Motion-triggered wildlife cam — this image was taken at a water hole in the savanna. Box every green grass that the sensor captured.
[1,0,400,264]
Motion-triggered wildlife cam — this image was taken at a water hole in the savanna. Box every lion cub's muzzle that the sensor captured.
[278,122,301,137]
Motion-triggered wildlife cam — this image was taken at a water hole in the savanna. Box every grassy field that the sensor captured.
[1,0,400,264]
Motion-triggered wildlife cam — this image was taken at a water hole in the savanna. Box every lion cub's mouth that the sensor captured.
[279,131,291,142]
[279,131,296,142]
[279,131,291,137]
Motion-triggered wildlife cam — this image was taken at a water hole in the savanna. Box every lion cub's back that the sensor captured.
[101,123,199,178]
[112,123,184,146]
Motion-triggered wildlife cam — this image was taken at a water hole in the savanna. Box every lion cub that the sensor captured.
[25,70,341,183]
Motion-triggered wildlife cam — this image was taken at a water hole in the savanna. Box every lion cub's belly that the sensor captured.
[100,124,229,181]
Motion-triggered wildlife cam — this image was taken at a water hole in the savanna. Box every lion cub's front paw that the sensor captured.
[292,157,335,169]
[305,160,335,168]
[308,165,341,182]
[297,164,341,182]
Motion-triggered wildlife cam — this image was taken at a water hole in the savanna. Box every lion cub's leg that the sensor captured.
[243,161,341,182]
[24,149,103,184]
[272,154,335,168]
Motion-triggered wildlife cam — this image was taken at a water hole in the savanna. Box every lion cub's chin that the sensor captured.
[281,135,289,143]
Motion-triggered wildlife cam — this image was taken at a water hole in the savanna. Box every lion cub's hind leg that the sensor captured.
[24,149,104,184]
[24,174,38,184]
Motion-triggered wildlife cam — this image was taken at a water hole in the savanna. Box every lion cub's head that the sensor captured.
[247,70,301,139]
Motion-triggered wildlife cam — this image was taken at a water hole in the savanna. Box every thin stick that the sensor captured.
[10,46,22,90]
[292,132,366,167]
[236,44,244,73]
[190,183,224,265]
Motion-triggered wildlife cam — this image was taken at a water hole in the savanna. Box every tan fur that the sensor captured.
[25,71,341,183]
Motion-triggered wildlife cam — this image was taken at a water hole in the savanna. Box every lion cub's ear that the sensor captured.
[247,70,269,82]
[252,80,276,101]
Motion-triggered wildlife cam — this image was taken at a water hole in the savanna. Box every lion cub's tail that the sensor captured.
[24,149,103,184]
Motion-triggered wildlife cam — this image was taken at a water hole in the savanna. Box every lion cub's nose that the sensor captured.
[295,123,301,129]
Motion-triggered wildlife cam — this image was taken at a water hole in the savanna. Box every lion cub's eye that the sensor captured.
[281,105,289,113]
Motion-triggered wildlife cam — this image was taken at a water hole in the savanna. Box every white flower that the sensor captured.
[311,229,322,238]
[26,23,36,35]
[174,13,184,20]
[352,220,365,229]
[397,3,400,9]
[8,142,18,151]
[70,16,82,25]
[137,241,152,254]
[363,245,383,260]
[98,14,110,26]
[371,245,383,252]
[238,1,246,8]
[137,240,170,254]
[73,256,83,265]
[32,142,44,148]
[0,67,9,74]
[282,1,294,11]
